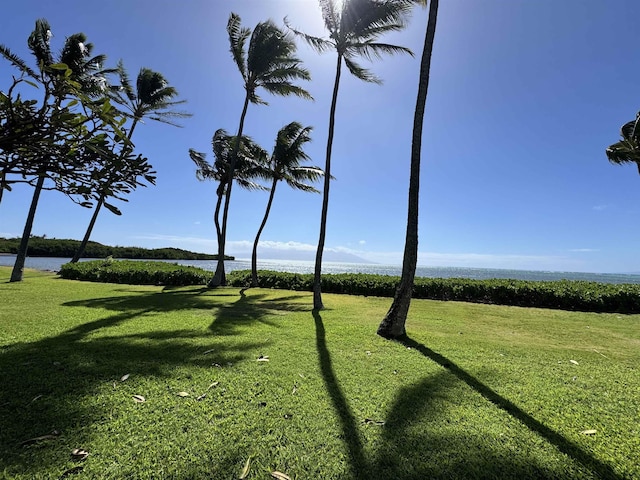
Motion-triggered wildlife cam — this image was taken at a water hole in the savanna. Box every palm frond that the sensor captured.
[319,0,340,33]
[343,0,413,40]
[343,56,381,83]
[227,13,250,80]
[0,44,38,78]
[285,21,335,54]
[284,178,320,193]
[117,60,137,102]
[27,18,53,68]
[347,41,413,60]
[261,82,314,100]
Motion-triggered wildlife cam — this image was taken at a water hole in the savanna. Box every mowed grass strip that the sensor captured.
[0,267,638,479]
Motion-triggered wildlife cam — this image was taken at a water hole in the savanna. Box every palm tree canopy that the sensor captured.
[270,122,323,191]
[606,113,640,174]
[190,129,269,192]
[287,0,413,84]
[228,13,312,105]
[110,62,191,127]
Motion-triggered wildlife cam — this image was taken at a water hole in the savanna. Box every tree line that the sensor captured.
[0,236,229,260]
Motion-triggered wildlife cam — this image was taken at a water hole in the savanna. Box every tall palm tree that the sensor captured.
[70,63,189,263]
[190,129,269,281]
[251,122,323,287]
[287,0,414,309]
[210,13,313,287]
[377,0,439,338]
[606,112,640,173]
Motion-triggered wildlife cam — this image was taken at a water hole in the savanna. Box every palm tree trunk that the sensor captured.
[210,93,251,287]
[251,178,278,287]
[313,54,343,310]
[377,0,439,339]
[0,170,6,208]
[214,185,224,256]
[10,174,45,282]
[70,192,105,263]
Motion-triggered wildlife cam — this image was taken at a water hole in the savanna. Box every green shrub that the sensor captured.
[59,260,210,286]
[227,270,640,313]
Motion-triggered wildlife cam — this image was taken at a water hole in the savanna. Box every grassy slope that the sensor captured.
[0,267,638,479]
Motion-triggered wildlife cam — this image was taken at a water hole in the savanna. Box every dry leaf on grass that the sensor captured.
[364,418,385,426]
[20,430,60,446]
[176,391,190,397]
[257,355,270,362]
[120,374,130,382]
[203,348,215,355]
[208,382,219,390]
[27,394,43,405]
[569,360,579,366]
[581,429,597,435]
[271,472,291,480]
[239,457,251,479]
[70,448,89,461]
[132,395,146,403]
[196,393,207,401]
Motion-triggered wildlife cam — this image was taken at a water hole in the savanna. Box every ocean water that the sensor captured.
[2,255,640,284]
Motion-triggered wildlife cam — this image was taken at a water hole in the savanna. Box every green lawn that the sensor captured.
[0,267,638,479]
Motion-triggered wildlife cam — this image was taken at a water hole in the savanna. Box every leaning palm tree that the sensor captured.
[190,129,269,282]
[251,122,323,287]
[210,13,313,287]
[606,111,640,173]
[287,0,414,309]
[70,63,190,263]
[377,0,439,338]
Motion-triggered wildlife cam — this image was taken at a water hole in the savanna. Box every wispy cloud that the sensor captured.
[569,248,599,253]
[131,234,582,271]
[593,205,609,211]
[359,240,366,245]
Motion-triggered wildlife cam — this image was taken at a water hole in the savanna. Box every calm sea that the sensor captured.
[2,255,640,284]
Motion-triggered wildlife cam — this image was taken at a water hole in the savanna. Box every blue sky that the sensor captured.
[2,0,640,273]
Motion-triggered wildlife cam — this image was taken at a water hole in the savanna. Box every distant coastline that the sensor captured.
[0,236,233,261]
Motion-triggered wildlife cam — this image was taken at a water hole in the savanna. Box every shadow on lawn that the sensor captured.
[398,336,622,480]
[313,312,620,480]
[0,286,305,477]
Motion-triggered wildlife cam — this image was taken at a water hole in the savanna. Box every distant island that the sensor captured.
[0,236,233,261]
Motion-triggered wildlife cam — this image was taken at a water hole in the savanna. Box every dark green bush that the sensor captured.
[59,260,210,286]
[227,270,640,313]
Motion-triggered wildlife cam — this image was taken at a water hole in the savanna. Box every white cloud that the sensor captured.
[569,248,599,253]
[593,205,609,211]
[131,233,584,271]
[359,240,366,245]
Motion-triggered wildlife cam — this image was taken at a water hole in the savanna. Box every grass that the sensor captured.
[0,267,638,479]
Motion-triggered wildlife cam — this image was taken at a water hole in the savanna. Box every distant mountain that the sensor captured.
[232,247,375,264]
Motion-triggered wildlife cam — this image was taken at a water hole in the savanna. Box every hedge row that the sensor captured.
[58,262,640,313]
[59,259,210,286]
[227,270,640,313]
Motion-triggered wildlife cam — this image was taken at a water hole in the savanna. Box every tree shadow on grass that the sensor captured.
[312,312,620,479]
[0,286,308,477]
[396,336,622,480]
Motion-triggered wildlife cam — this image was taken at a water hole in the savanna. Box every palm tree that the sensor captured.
[287,0,414,309]
[377,0,439,338]
[190,129,269,282]
[70,63,189,263]
[210,13,313,287]
[606,111,640,173]
[251,122,323,287]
